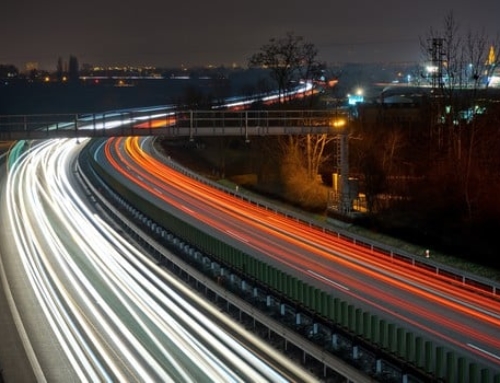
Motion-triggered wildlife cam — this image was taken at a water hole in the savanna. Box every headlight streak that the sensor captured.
[7,140,130,382]
[6,141,111,382]
[3,136,301,382]
[91,212,299,383]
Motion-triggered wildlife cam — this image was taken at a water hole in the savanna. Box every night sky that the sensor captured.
[1,0,499,70]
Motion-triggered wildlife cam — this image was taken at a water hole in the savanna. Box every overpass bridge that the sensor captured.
[0,108,346,141]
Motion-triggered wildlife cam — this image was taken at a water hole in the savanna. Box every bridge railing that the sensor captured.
[0,108,348,140]
[0,113,79,138]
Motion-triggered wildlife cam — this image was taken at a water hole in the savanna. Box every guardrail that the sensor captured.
[149,139,500,299]
[81,138,500,382]
[0,109,343,140]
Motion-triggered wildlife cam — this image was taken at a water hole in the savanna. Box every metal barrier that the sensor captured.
[0,109,345,140]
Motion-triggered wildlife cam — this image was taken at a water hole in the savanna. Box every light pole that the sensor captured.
[332,116,351,214]
[339,124,350,214]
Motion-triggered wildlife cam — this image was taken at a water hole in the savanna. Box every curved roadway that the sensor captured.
[0,138,316,382]
[98,135,500,375]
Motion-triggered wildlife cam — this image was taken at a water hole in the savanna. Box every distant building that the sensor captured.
[356,85,429,128]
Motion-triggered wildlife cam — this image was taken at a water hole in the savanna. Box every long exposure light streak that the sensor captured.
[101,135,500,372]
[3,137,311,382]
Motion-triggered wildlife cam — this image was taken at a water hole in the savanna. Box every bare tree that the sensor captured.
[56,57,64,82]
[68,55,79,83]
[299,43,324,104]
[249,32,331,204]
[277,134,331,209]
[421,12,500,127]
[419,11,461,130]
[248,32,319,103]
[279,133,334,182]
[420,11,500,219]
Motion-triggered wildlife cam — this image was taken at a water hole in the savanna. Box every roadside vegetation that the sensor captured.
[159,17,500,281]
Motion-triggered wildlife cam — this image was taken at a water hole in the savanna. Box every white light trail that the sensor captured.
[3,136,313,382]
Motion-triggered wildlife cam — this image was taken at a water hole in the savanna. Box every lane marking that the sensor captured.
[308,270,350,291]
[467,343,500,360]
[226,230,249,243]
[179,205,194,214]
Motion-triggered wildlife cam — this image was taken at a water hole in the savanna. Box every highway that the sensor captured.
[0,138,316,382]
[98,135,500,375]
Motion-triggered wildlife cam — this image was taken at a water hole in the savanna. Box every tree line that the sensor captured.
[244,15,500,265]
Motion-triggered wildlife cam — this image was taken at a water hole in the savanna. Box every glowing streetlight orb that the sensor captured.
[331,118,346,128]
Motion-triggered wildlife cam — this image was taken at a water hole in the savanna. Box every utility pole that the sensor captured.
[330,114,351,215]
[338,124,351,214]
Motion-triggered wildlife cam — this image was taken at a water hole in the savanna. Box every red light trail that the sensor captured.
[102,136,500,370]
